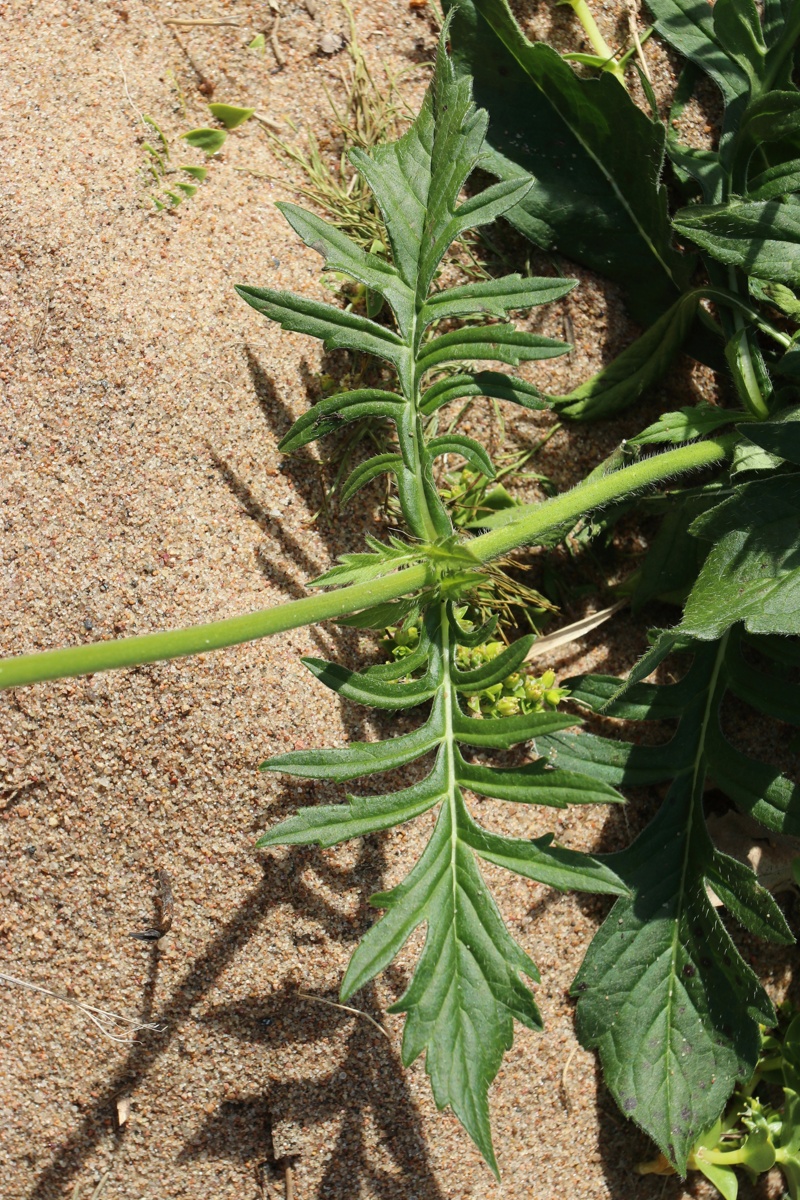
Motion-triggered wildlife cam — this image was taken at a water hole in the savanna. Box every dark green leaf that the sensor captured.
[341,792,541,1176]
[417,324,567,375]
[261,710,443,782]
[748,157,800,201]
[725,632,800,724]
[538,729,689,785]
[464,825,627,894]
[683,477,800,637]
[567,658,712,720]
[340,453,403,506]
[673,200,800,288]
[643,0,749,102]
[452,707,575,749]
[552,292,699,421]
[705,718,800,835]
[448,0,691,316]
[713,0,766,88]
[451,634,534,691]
[278,389,406,454]
[575,776,773,1173]
[277,202,414,335]
[302,656,439,709]
[234,285,405,367]
[420,370,546,415]
[426,434,495,479]
[745,405,800,466]
[633,492,722,612]
[706,850,793,943]
[258,753,448,848]
[420,274,575,327]
[456,752,624,807]
[629,404,736,446]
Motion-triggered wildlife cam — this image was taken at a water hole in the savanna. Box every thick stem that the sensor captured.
[468,434,736,565]
[0,435,736,690]
[0,565,431,690]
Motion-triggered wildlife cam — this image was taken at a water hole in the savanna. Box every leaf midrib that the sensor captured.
[664,634,728,1137]
[441,604,461,1003]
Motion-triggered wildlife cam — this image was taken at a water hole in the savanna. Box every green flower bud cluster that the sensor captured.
[384,623,421,660]
[383,623,569,719]
[458,643,569,718]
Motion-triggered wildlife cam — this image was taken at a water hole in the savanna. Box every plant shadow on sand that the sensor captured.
[28,844,444,1200]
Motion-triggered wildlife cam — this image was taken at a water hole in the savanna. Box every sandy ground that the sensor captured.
[1,1,794,1198]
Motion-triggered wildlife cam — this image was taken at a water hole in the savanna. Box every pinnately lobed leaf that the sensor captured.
[236,29,627,1174]
[259,604,626,1173]
[559,633,796,1171]
[233,6,800,1179]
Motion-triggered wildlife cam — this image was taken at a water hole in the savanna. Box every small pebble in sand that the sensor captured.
[318,31,345,55]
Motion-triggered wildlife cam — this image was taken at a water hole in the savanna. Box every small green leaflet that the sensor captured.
[207,103,255,130]
[181,127,227,155]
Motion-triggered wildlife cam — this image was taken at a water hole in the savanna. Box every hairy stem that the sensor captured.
[468,433,736,564]
[0,435,736,690]
[0,564,430,690]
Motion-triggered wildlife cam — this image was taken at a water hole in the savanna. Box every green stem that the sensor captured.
[722,270,772,420]
[563,0,625,81]
[703,286,793,350]
[0,435,736,691]
[468,434,736,564]
[0,564,430,691]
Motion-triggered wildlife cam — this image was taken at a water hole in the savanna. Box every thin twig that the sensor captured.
[624,0,652,84]
[32,290,53,351]
[164,17,242,27]
[270,14,286,68]
[295,990,390,1040]
[253,111,284,134]
[285,1163,295,1200]
[91,1173,111,1200]
[560,1044,579,1111]
[525,599,629,661]
[113,50,145,124]
[71,1174,110,1200]
[0,972,166,1044]
[129,868,174,942]
[169,28,215,95]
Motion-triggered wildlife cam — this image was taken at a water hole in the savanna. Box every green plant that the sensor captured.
[640,1006,800,1199]
[139,114,209,210]
[3,11,800,1181]
[441,0,800,1172]
[140,104,255,210]
[250,0,411,262]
